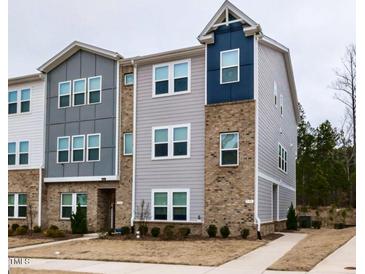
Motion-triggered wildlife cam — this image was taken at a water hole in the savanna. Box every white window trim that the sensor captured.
[278,143,288,174]
[152,59,191,98]
[8,193,27,219]
[86,133,101,162]
[72,78,87,107]
[60,193,87,220]
[274,81,278,108]
[151,189,190,222]
[71,135,85,163]
[20,88,31,113]
[124,73,134,86]
[8,142,17,166]
[123,133,133,156]
[151,123,191,160]
[220,48,240,84]
[8,89,32,115]
[57,136,70,164]
[58,81,71,109]
[88,76,102,105]
[18,140,30,166]
[219,132,239,167]
[280,94,284,117]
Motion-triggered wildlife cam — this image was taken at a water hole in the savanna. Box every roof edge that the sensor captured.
[8,73,44,86]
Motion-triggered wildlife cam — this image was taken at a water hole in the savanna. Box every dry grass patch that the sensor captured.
[269,227,355,271]
[8,237,55,249]
[11,268,96,274]
[9,238,267,266]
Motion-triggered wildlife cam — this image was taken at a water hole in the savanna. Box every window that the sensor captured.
[8,142,16,165]
[274,81,278,107]
[58,81,71,108]
[20,89,31,113]
[220,132,239,166]
[220,49,239,84]
[278,144,288,173]
[152,190,189,221]
[87,134,100,161]
[73,79,86,106]
[8,91,17,114]
[153,124,190,159]
[8,193,27,218]
[19,141,29,165]
[72,135,85,162]
[280,94,284,117]
[153,60,191,96]
[57,137,70,163]
[88,76,102,104]
[124,73,134,86]
[123,133,133,155]
[61,193,87,219]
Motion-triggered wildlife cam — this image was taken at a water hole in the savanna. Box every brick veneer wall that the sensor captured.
[204,100,256,236]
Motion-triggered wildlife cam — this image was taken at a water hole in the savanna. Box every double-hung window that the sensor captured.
[73,79,86,106]
[173,127,188,156]
[87,134,100,161]
[8,193,27,218]
[8,91,17,114]
[124,73,134,86]
[19,141,29,165]
[154,128,169,157]
[154,65,169,95]
[20,89,30,113]
[72,135,85,162]
[173,62,189,92]
[123,133,133,155]
[220,49,240,84]
[152,190,189,221]
[280,94,284,117]
[88,76,102,104]
[8,142,16,165]
[220,132,239,166]
[61,193,87,219]
[278,144,288,173]
[59,81,71,108]
[57,137,70,163]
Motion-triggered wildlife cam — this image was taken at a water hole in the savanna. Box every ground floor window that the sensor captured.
[152,189,189,221]
[8,193,27,218]
[61,193,87,219]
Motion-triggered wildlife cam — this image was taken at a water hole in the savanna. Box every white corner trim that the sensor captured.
[44,175,119,183]
[131,63,137,226]
[258,171,296,192]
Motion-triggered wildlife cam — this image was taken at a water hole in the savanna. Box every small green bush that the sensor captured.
[70,204,88,234]
[162,225,175,240]
[49,225,59,230]
[151,227,160,237]
[15,226,28,235]
[177,227,191,239]
[11,223,19,232]
[220,225,230,238]
[120,226,131,235]
[138,224,148,236]
[240,228,250,239]
[312,220,322,229]
[44,227,65,238]
[286,203,298,230]
[334,223,346,229]
[33,226,42,233]
[206,224,217,238]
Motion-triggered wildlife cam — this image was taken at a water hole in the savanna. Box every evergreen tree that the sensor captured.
[286,203,297,230]
[70,204,88,234]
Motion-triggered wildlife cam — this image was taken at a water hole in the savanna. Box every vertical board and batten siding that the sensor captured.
[45,50,117,178]
[257,43,297,221]
[135,54,205,221]
[8,80,45,169]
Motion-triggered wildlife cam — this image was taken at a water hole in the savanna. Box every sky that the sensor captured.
[8,0,355,128]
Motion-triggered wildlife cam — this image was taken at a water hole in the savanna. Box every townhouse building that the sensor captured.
[8,1,298,236]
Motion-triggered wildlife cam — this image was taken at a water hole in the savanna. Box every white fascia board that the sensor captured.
[44,175,119,183]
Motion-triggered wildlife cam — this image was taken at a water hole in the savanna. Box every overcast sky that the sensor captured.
[8,0,355,128]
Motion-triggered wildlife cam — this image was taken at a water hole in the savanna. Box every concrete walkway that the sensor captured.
[10,233,306,274]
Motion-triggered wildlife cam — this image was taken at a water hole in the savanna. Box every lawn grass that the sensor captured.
[11,268,96,274]
[9,238,268,266]
[8,237,55,249]
[268,227,355,271]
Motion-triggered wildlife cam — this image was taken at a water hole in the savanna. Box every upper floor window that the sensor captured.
[8,91,17,114]
[152,124,190,159]
[20,89,31,113]
[58,81,71,108]
[57,136,70,163]
[72,135,85,162]
[278,143,287,173]
[88,76,102,104]
[8,89,31,114]
[19,141,29,165]
[152,189,189,221]
[87,134,100,161]
[61,193,87,219]
[8,193,27,218]
[280,94,284,117]
[8,142,16,165]
[274,81,278,107]
[73,79,86,106]
[153,60,190,97]
[220,49,240,84]
[123,133,133,155]
[220,132,239,166]
[124,73,134,86]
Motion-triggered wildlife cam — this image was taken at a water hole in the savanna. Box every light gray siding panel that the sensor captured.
[258,177,273,223]
[279,186,295,219]
[135,55,205,222]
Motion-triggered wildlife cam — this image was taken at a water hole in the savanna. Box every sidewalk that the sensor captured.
[9,233,306,274]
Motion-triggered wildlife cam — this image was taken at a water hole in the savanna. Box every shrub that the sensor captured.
[15,226,28,235]
[120,226,131,235]
[177,227,191,239]
[49,225,59,230]
[44,227,65,238]
[312,220,322,229]
[138,224,148,236]
[220,225,230,238]
[286,203,298,230]
[151,227,160,238]
[162,225,175,240]
[33,226,42,233]
[240,228,250,239]
[334,223,346,229]
[206,224,217,238]
[71,204,88,234]
[11,224,19,232]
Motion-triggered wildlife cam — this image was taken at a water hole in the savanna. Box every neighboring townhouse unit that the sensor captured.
[8,73,46,228]
[8,1,298,236]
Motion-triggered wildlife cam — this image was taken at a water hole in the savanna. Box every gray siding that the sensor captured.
[279,186,295,220]
[258,177,273,223]
[257,43,297,221]
[135,54,205,221]
[45,50,117,178]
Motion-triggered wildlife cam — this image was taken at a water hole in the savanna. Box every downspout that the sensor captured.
[131,60,137,227]
[38,165,42,227]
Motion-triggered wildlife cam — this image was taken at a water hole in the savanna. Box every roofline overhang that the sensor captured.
[8,73,44,86]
